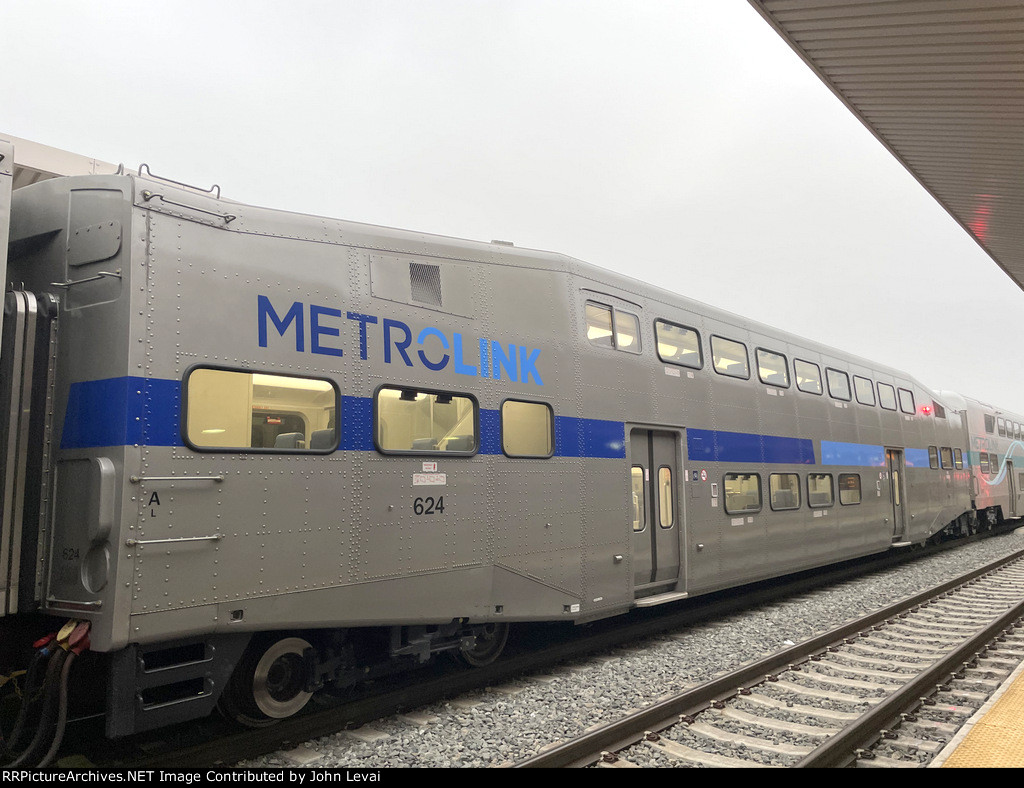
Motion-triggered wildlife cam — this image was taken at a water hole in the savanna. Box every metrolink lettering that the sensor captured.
[257,295,543,385]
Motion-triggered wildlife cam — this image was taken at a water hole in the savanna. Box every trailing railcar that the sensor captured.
[0,160,1018,760]
[941,391,1024,525]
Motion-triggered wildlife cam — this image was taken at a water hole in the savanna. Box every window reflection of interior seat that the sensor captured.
[412,438,439,450]
[275,432,305,449]
[773,490,795,509]
[310,429,336,450]
[444,435,474,452]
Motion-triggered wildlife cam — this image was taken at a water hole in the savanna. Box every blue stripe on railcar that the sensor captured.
[60,377,627,458]
[905,448,931,468]
[60,377,933,469]
[686,428,814,465]
[820,441,886,467]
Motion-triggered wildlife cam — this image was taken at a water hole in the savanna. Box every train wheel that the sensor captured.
[458,623,510,667]
[218,636,314,727]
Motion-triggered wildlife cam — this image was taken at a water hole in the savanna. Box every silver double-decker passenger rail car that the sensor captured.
[1,151,1022,757]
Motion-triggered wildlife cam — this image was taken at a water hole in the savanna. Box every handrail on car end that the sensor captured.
[138,163,221,199]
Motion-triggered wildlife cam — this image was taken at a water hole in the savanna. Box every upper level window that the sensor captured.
[501,399,554,458]
[794,359,822,395]
[375,386,477,454]
[940,447,953,470]
[655,320,702,369]
[898,388,916,415]
[185,367,338,452]
[854,376,875,406]
[932,401,946,418]
[756,349,789,388]
[585,302,614,348]
[585,301,641,354]
[928,446,939,469]
[711,336,750,379]
[998,417,1007,437]
[954,449,964,470]
[878,383,897,411]
[985,414,996,434]
[826,369,851,401]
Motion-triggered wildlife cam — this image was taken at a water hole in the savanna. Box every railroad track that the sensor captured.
[514,548,1024,768]
[67,529,1019,768]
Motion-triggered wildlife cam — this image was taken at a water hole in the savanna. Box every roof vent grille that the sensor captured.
[410,262,442,307]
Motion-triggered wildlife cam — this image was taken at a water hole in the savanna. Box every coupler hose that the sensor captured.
[36,650,77,768]
[4,648,67,767]
[0,649,48,755]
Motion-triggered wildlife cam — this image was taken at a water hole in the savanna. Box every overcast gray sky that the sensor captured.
[4,1,1023,413]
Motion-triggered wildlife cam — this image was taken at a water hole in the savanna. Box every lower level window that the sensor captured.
[838,474,861,505]
[769,473,800,510]
[185,368,338,451]
[808,473,834,508]
[375,387,477,454]
[724,473,761,514]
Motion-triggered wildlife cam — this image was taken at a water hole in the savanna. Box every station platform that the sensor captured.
[932,658,1024,768]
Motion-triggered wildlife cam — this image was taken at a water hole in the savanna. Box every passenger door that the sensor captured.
[886,448,908,543]
[629,429,681,593]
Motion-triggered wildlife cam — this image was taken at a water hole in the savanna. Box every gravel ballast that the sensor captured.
[240,529,1024,768]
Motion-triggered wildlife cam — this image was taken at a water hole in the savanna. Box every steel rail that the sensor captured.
[797,590,1024,767]
[513,547,1024,768]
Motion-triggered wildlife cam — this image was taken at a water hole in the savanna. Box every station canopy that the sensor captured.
[749,0,1024,292]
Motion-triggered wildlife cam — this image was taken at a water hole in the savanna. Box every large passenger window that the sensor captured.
[185,368,338,451]
[724,473,761,514]
[711,336,750,379]
[756,349,789,388]
[501,400,554,457]
[655,320,702,369]
[794,359,822,395]
[375,387,477,454]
